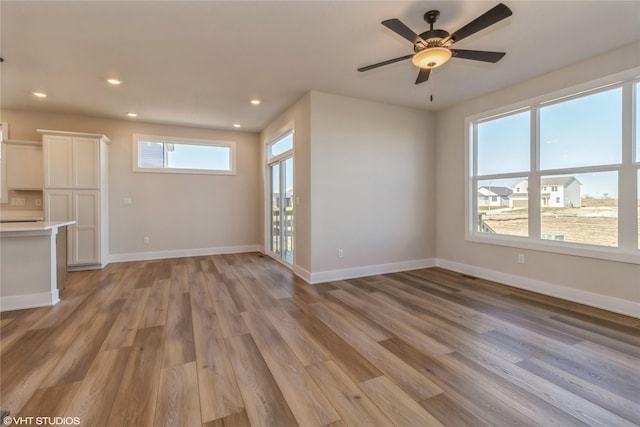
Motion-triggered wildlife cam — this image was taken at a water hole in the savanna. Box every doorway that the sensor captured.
[267,130,294,264]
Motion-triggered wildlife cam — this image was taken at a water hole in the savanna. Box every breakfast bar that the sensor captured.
[0,220,75,311]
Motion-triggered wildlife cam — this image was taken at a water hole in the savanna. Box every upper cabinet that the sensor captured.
[42,135,73,188]
[4,141,44,190]
[73,137,101,188]
[40,131,109,189]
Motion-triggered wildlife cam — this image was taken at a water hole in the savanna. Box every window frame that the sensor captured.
[267,128,294,163]
[0,123,8,203]
[132,133,236,175]
[465,67,640,265]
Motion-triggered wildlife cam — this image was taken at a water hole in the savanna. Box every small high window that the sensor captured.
[133,134,235,175]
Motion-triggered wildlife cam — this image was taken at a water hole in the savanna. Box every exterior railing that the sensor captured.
[478,213,496,233]
[271,208,294,259]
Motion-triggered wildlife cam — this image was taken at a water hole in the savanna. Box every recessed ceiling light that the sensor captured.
[32,91,47,98]
[233,123,241,128]
[250,99,261,105]
[127,112,138,117]
[107,78,123,85]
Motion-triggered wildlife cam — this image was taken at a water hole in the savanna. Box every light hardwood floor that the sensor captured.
[1,253,639,426]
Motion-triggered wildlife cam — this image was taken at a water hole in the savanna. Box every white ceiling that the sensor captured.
[1,1,639,132]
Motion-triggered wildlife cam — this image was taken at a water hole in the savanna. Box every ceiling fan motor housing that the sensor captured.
[415,29,450,52]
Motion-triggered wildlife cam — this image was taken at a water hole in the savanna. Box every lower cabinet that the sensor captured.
[45,189,101,267]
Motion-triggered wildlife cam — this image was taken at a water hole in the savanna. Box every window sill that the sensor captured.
[132,167,236,176]
[466,232,640,265]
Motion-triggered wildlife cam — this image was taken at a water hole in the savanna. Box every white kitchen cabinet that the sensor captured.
[40,130,110,269]
[5,142,44,189]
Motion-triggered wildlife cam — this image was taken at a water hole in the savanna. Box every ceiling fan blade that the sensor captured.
[382,19,421,43]
[415,68,431,84]
[358,54,414,72]
[450,49,506,63]
[444,3,512,45]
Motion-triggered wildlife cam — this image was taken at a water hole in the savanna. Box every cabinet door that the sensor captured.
[73,137,100,188]
[45,189,73,221]
[6,144,43,189]
[73,190,100,265]
[44,136,73,188]
[44,189,74,262]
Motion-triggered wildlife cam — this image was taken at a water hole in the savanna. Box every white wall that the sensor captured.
[436,42,640,312]
[1,110,261,260]
[261,91,437,282]
[309,91,436,277]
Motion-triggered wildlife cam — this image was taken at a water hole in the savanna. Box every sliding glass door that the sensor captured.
[268,131,294,264]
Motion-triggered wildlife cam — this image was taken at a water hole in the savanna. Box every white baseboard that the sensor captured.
[436,258,640,319]
[109,244,261,263]
[1,290,59,312]
[68,264,105,272]
[299,258,438,285]
[294,265,313,283]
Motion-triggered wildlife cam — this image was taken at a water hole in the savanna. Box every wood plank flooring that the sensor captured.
[2,253,639,426]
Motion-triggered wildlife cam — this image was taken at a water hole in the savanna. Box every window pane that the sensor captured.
[637,170,640,249]
[540,172,618,247]
[477,111,530,175]
[540,88,622,170]
[138,140,230,171]
[271,132,293,158]
[476,177,528,237]
[139,142,164,168]
[166,144,230,171]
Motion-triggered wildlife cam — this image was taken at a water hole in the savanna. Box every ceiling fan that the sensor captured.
[358,3,513,84]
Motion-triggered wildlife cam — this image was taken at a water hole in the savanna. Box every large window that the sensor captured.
[133,134,235,175]
[468,70,640,263]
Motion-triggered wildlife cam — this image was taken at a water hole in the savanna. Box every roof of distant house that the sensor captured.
[541,176,581,186]
[515,177,582,187]
[479,186,512,197]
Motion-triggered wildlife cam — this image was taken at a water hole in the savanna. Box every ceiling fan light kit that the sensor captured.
[358,3,513,85]
[411,47,452,69]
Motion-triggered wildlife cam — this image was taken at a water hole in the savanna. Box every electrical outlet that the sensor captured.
[338,248,344,259]
[517,253,525,264]
[144,236,150,245]
[123,197,133,206]
[10,198,25,206]
[35,198,42,207]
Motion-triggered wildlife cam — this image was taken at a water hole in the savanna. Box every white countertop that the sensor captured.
[0,210,45,221]
[0,220,75,233]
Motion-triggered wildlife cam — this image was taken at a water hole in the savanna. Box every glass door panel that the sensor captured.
[283,157,294,263]
[269,156,293,264]
[270,163,280,254]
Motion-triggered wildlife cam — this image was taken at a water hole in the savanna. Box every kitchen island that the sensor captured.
[1,220,75,311]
